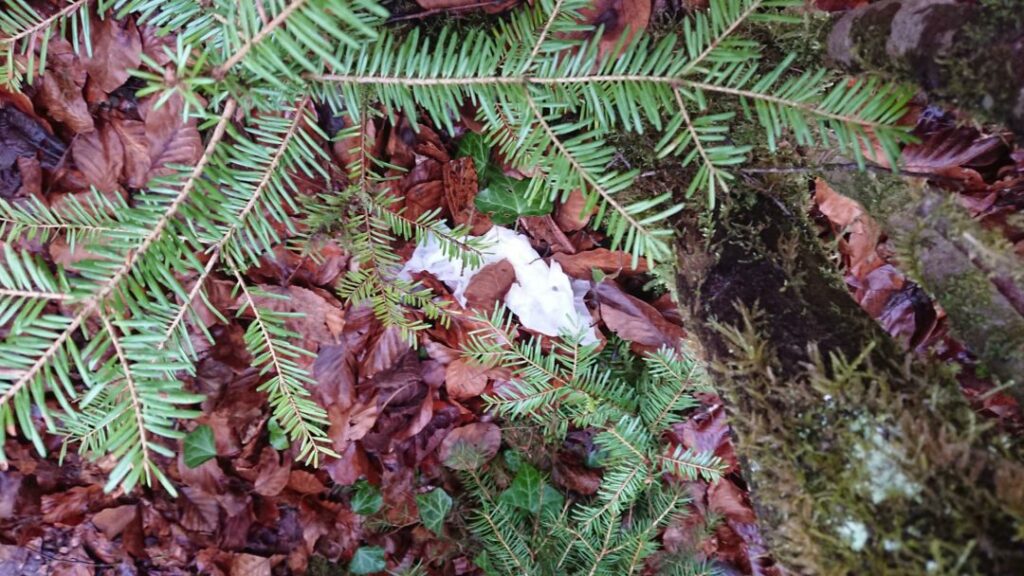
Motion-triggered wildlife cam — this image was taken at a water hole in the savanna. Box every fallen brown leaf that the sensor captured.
[72,122,124,192]
[552,248,648,279]
[82,16,142,102]
[440,422,501,469]
[463,259,515,312]
[445,358,490,400]
[35,39,93,133]
[140,93,202,181]
[595,280,685,352]
[554,189,594,232]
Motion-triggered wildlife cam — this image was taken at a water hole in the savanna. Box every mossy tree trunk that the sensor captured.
[674,181,1024,574]
[822,170,1024,390]
[827,0,1024,135]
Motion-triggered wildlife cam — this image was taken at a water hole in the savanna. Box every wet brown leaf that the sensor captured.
[91,505,138,539]
[72,122,123,192]
[554,189,594,232]
[520,215,575,254]
[140,93,202,181]
[444,157,493,235]
[180,487,220,533]
[253,448,291,497]
[41,485,104,525]
[110,116,151,188]
[231,554,272,576]
[575,0,651,58]
[708,479,757,524]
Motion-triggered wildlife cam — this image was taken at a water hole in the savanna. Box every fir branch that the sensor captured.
[0,0,91,43]
[98,312,154,485]
[0,99,236,412]
[159,96,312,346]
[213,0,308,78]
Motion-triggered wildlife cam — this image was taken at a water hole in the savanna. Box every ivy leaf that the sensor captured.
[475,176,552,225]
[351,479,383,515]
[416,488,453,536]
[456,132,490,177]
[267,418,289,451]
[499,462,564,515]
[349,546,386,575]
[183,425,216,469]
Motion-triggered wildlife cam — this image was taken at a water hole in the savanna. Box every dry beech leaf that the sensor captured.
[180,487,220,533]
[555,189,594,232]
[231,554,272,576]
[708,479,757,525]
[83,16,142,101]
[248,285,346,358]
[595,280,685,351]
[552,460,602,495]
[288,470,327,495]
[35,39,94,133]
[72,123,124,192]
[41,485,104,524]
[140,93,202,181]
[440,422,502,469]
[552,248,649,279]
[253,448,291,497]
[140,25,175,67]
[814,178,882,278]
[575,0,651,57]
[92,505,138,539]
[445,358,490,400]
[519,215,575,254]
[111,116,151,188]
[463,259,515,312]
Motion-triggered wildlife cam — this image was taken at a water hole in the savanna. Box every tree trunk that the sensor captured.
[827,0,1024,135]
[821,170,1024,390]
[675,180,1024,575]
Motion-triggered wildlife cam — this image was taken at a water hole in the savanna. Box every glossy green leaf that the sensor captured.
[351,479,383,515]
[349,545,386,575]
[416,488,453,536]
[475,177,552,225]
[183,425,216,469]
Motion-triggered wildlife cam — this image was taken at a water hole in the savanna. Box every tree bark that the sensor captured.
[675,181,1024,574]
[827,0,1024,135]
[821,170,1024,390]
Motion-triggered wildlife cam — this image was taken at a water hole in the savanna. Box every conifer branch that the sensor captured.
[0,0,91,43]
[159,96,310,346]
[214,0,308,78]
[523,0,564,71]
[524,90,653,252]
[0,99,235,414]
[680,0,763,75]
[98,312,153,482]
[674,87,727,194]
[0,288,69,300]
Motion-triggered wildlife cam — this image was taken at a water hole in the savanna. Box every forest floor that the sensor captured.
[2,0,1023,575]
